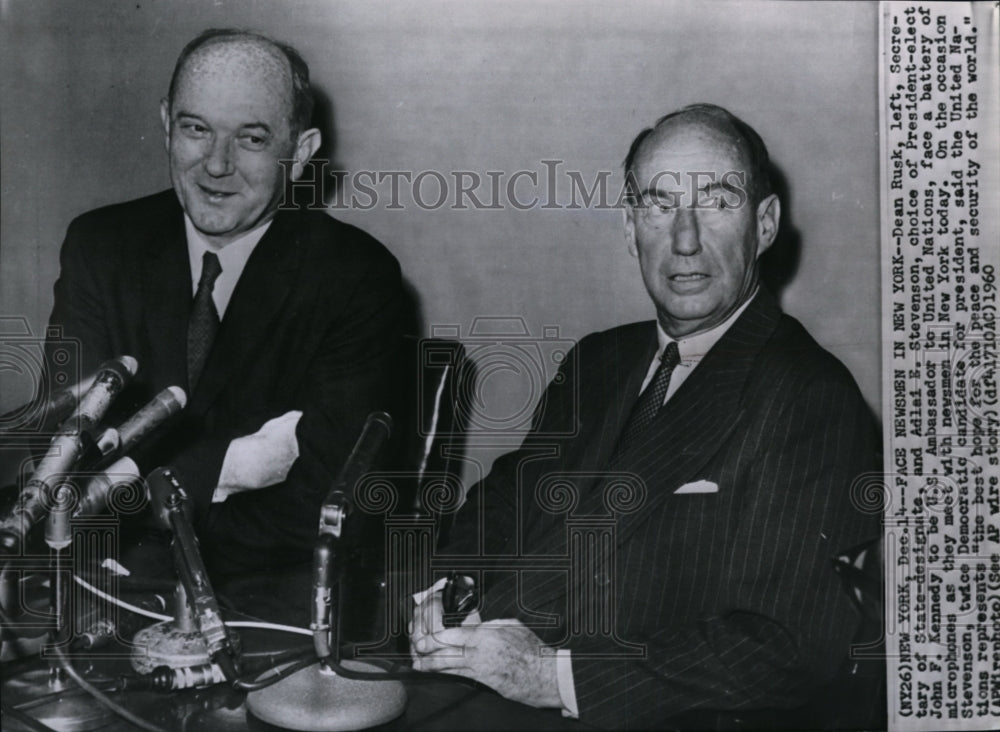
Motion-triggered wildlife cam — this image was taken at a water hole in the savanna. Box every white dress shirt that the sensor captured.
[639,287,760,403]
[184,216,271,318]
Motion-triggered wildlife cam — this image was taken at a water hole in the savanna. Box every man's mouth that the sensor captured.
[669,273,709,282]
[198,184,237,202]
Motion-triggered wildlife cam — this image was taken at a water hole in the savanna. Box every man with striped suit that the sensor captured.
[410,104,880,729]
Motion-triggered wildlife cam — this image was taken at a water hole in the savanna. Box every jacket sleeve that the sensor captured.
[197,244,405,569]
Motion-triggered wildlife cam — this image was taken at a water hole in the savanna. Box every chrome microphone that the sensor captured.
[71,386,188,519]
[89,386,187,468]
[0,369,98,434]
[0,356,137,554]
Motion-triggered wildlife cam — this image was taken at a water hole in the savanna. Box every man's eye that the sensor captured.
[239,134,268,149]
[645,194,679,213]
[180,123,208,135]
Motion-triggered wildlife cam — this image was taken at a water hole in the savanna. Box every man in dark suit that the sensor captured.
[44,29,403,573]
[410,104,880,728]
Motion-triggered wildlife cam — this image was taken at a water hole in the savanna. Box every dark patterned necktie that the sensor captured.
[187,251,222,389]
[611,341,681,458]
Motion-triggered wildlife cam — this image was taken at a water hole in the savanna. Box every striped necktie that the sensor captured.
[611,341,681,458]
[187,251,222,389]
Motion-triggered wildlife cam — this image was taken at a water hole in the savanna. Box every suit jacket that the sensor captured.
[46,190,404,572]
[444,291,880,729]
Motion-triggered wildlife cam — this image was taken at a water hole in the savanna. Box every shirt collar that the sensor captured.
[184,216,272,291]
[656,286,759,366]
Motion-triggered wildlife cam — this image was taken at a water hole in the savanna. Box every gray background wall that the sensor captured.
[1,0,881,480]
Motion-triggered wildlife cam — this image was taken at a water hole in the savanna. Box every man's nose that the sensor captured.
[204,136,234,177]
[670,207,701,255]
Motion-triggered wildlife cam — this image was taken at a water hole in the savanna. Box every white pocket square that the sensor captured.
[674,480,719,494]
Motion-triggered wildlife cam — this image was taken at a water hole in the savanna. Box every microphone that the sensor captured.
[247,412,407,732]
[0,356,137,554]
[318,411,394,545]
[0,369,98,434]
[88,386,187,470]
[69,387,187,519]
[312,412,394,658]
[64,356,138,437]
[114,386,186,457]
[127,468,240,681]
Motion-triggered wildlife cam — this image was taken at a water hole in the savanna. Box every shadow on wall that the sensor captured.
[287,86,425,338]
[760,163,801,299]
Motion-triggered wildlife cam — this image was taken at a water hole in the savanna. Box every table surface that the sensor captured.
[1,561,592,732]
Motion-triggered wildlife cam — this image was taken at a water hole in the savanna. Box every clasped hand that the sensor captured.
[408,591,562,709]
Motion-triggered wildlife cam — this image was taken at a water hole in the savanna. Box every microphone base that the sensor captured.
[130,620,211,673]
[246,659,407,731]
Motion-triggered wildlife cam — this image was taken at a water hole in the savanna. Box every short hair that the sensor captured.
[166,28,314,139]
[623,103,773,206]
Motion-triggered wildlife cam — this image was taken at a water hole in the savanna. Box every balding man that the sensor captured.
[411,104,880,729]
[44,29,403,573]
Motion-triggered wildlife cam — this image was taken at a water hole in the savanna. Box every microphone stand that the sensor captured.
[32,482,117,731]
[129,468,239,688]
[246,412,406,732]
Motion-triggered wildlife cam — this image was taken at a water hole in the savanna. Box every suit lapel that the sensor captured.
[188,209,301,414]
[603,291,781,539]
[564,324,657,476]
[521,292,782,612]
[139,197,190,390]
[518,325,655,553]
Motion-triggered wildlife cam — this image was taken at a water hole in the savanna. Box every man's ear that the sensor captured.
[288,128,322,181]
[159,99,171,153]
[755,193,781,257]
[623,204,638,257]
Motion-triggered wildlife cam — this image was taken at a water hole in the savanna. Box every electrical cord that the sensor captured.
[72,575,171,622]
[49,643,167,732]
[13,572,494,713]
[3,578,168,730]
[232,651,319,692]
[71,574,313,636]
[229,648,495,695]
[11,682,119,712]
[49,643,169,732]
[0,602,39,659]
[226,620,311,636]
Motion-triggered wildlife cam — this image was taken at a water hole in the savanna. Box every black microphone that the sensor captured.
[313,412,394,657]
[318,411,394,541]
[0,356,137,554]
[248,412,406,732]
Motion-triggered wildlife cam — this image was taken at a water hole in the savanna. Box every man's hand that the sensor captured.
[409,591,562,709]
[212,411,302,503]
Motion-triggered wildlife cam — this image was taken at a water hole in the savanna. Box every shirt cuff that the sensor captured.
[412,577,449,605]
[556,649,579,718]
